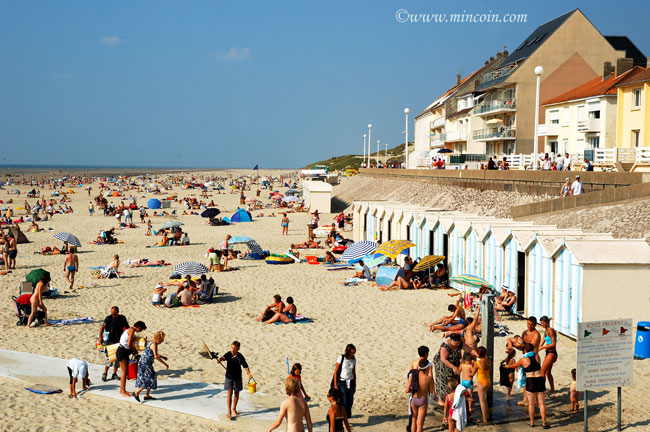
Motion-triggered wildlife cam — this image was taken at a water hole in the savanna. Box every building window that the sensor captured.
[549,141,558,154]
[587,136,600,149]
[562,107,569,125]
[562,139,569,154]
[633,89,642,108]
[549,110,560,124]
[632,130,640,147]
[588,110,600,119]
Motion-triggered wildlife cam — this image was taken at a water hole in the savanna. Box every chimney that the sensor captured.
[489,56,495,62]
[484,60,489,66]
[456,74,461,85]
[502,49,509,57]
[496,51,503,59]
[615,58,634,77]
[603,61,614,80]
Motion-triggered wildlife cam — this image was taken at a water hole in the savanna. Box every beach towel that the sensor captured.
[274,314,313,324]
[451,384,469,431]
[47,317,94,326]
[106,336,148,362]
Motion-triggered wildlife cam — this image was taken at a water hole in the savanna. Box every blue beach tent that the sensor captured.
[230,208,252,222]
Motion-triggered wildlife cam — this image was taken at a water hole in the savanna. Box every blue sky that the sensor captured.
[1,0,649,168]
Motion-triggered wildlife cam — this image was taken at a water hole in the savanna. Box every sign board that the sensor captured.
[577,318,634,391]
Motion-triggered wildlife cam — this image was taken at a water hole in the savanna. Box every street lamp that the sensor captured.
[404,108,410,169]
[363,134,367,168]
[385,142,388,165]
[367,124,372,168]
[377,139,380,168]
[533,66,544,170]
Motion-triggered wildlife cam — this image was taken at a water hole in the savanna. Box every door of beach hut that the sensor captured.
[527,241,553,318]
[367,213,375,241]
[504,237,521,311]
[428,230,434,255]
[484,233,502,294]
[465,229,482,277]
[448,226,465,285]
[417,219,427,259]
[553,247,582,337]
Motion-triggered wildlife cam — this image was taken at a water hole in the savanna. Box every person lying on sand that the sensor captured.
[379,275,423,291]
[291,238,321,249]
[424,299,466,332]
[129,259,167,267]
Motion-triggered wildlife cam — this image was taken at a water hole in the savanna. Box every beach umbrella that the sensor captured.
[413,255,445,272]
[200,208,221,218]
[341,241,378,262]
[374,240,416,260]
[282,195,299,203]
[229,235,255,244]
[160,221,183,230]
[147,198,162,209]
[173,262,209,276]
[450,274,493,290]
[285,189,300,196]
[355,253,388,269]
[53,232,81,247]
[246,241,264,256]
[437,148,453,154]
[26,269,50,287]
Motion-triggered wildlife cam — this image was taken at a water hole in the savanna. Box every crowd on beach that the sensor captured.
[0,170,585,432]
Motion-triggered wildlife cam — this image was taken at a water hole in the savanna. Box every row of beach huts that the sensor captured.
[351,201,650,339]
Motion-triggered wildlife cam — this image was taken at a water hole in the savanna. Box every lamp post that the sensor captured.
[385,142,388,166]
[533,66,544,170]
[367,124,372,168]
[377,140,380,168]
[363,134,367,168]
[404,108,410,168]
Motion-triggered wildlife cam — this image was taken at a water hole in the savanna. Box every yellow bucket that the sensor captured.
[248,377,257,394]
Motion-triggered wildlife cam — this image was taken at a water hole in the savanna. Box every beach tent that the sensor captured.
[230,209,252,222]
[147,199,162,209]
[8,226,29,244]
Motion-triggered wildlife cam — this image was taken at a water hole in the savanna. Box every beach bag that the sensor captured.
[106,343,120,363]
[330,355,345,391]
[128,358,139,380]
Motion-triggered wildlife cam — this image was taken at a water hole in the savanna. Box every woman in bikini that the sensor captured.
[281,214,289,236]
[327,388,351,432]
[539,315,558,394]
[474,346,491,425]
[264,296,297,324]
[506,343,550,428]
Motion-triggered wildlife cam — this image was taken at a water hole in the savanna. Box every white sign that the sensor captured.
[577,318,634,391]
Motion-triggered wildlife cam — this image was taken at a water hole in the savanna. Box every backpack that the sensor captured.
[408,369,419,393]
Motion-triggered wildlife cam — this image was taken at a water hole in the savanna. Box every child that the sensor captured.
[459,353,475,416]
[570,368,579,412]
[327,388,352,432]
[217,341,253,419]
[152,284,167,306]
[286,363,310,400]
[500,348,516,398]
[281,214,289,236]
[145,220,152,236]
[443,379,458,432]
[67,358,91,398]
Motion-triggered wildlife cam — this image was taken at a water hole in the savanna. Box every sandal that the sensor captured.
[144,396,156,400]
[101,373,107,382]
[542,422,550,429]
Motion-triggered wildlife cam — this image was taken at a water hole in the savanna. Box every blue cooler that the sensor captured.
[634,321,650,359]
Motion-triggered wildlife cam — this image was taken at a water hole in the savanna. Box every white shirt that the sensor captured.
[337,355,356,381]
[571,180,584,195]
[563,157,571,168]
[66,358,87,379]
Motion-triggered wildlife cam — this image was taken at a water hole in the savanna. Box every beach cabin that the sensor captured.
[302,181,332,213]
[548,239,650,338]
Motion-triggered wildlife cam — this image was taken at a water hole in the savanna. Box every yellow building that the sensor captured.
[616,67,650,149]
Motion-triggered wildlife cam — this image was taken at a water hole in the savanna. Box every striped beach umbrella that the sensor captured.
[413,255,445,272]
[246,241,264,256]
[173,262,209,276]
[53,232,81,247]
[341,241,378,262]
[374,240,416,260]
[450,274,493,290]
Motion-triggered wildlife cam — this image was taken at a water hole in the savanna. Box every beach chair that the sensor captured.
[19,281,33,296]
[100,267,120,279]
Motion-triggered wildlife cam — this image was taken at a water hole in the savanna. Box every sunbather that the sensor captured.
[264,296,298,324]
[291,238,321,249]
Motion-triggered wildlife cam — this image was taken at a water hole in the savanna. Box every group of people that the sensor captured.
[156,274,218,306]
[256,294,298,324]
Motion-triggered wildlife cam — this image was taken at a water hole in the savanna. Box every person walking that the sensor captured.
[332,344,356,418]
[433,334,463,407]
[26,272,50,328]
[217,341,253,419]
[134,331,169,403]
[98,306,129,382]
[63,247,79,289]
[281,213,290,236]
[221,235,232,270]
[116,321,147,397]
[267,379,313,432]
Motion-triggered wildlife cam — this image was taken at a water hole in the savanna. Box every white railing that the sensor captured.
[637,147,650,163]
[538,123,559,136]
[430,117,445,129]
[416,157,432,168]
[577,118,600,133]
[500,153,535,170]
[617,148,636,163]
[594,148,617,164]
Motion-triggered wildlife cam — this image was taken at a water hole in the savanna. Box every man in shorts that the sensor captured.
[218,341,253,418]
[98,306,129,382]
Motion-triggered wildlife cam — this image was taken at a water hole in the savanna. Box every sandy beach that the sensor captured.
[1,171,648,431]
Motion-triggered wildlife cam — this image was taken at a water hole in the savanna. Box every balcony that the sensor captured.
[429,133,446,148]
[577,118,600,133]
[473,99,517,117]
[430,117,445,129]
[445,131,468,142]
[538,123,559,136]
[473,127,516,141]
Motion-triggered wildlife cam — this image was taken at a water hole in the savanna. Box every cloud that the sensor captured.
[100,36,121,47]
[215,47,251,62]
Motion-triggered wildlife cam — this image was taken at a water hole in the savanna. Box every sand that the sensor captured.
[1,170,648,431]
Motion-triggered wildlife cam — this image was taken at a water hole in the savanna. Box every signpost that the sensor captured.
[577,318,634,432]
